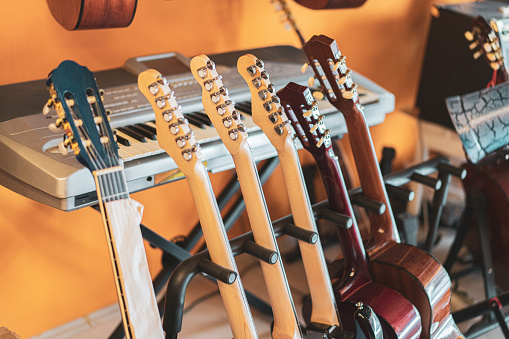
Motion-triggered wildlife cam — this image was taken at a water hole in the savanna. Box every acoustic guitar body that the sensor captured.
[46,0,137,30]
[293,0,367,9]
[462,152,509,291]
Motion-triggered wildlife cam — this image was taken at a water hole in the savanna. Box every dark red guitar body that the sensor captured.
[279,83,421,338]
[302,35,463,339]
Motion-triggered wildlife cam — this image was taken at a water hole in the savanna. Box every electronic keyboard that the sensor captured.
[0,46,394,211]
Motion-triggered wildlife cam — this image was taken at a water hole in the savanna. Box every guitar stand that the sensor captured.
[444,190,509,338]
[163,199,384,339]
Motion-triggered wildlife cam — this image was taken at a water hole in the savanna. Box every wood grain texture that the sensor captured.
[302,35,463,338]
[98,196,164,339]
[46,0,137,30]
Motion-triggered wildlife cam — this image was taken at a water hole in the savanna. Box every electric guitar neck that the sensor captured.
[138,69,258,338]
[191,54,302,339]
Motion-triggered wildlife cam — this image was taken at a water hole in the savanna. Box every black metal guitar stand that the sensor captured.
[163,199,384,339]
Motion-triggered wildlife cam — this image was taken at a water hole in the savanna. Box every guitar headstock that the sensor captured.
[190,55,247,155]
[44,60,119,171]
[277,82,332,160]
[466,16,505,71]
[237,54,294,151]
[137,69,202,172]
[303,35,360,117]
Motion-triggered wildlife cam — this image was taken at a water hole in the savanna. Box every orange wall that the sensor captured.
[0,0,466,336]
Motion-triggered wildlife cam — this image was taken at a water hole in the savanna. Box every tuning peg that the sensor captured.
[87,95,96,104]
[65,98,75,107]
[58,141,69,155]
[267,83,275,93]
[74,119,83,127]
[303,110,313,118]
[255,58,264,69]
[301,63,309,73]
[308,76,315,87]
[469,41,479,50]
[211,91,221,103]
[43,99,53,115]
[197,66,208,79]
[222,116,233,128]
[316,130,331,147]
[232,109,241,121]
[48,123,61,132]
[490,62,501,70]
[149,83,159,95]
[100,136,109,144]
[182,149,194,161]
[343,84,358,100]
[312,91,324,100]
[258,89,269,100]
[94,116,103,124]
[464,31,474,41]
[169,122,180,134]
[473,50,483,59]
[483,42,493,53]
[268,112,279,123]
[247,65,257,77]
[333,61,341,72]
[99,89,105,99]
[229,129,238,140]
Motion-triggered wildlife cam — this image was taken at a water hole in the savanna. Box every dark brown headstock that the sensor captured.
[466,16,507,83]
[277,82,332,160]
[303,35,361,118]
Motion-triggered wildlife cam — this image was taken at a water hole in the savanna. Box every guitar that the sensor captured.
[302,35,463,339]
[270,0,306,46]
[278,82,421,338]
[45,60,164,338]
[237,54,340,332]
[137,69,258,338]
[292,0,367,10]
[190,54,302,339]
[45,0,137,30]
[465,16,508,86]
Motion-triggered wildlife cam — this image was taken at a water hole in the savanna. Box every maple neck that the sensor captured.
[341,104,399,250]
[185,163,258,339]
[276,140,340,327]
[232,141,302,339]
[313,145,371,292]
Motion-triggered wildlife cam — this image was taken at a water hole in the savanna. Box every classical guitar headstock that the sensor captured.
[466,16,505,71]
[44,60,119,171]
[190,55,247,155]
[138,69,202,172]
[303,35,360,116]
[277,82,332,160]
[237,54,294,151]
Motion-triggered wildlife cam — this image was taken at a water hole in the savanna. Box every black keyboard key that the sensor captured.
[117,127,147,143]
[188,112,212,127]
[115,132,131,147]
[236,102,252,115]
[136,123,157,135]
[130,124,157,140]
[185,115,206,129]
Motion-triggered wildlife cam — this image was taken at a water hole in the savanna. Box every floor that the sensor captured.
[29,217,507,339]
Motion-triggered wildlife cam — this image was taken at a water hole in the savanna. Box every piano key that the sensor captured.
[135,123,157,135]
[129,124,157,140]
[184,114,206,129]
[117,127,147,143]
[115,133,131,147]
[188,112,212,127]
[116,130,159,158]
[193,111,213,125]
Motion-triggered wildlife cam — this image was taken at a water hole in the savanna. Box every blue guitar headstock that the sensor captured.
[45,60,119,171]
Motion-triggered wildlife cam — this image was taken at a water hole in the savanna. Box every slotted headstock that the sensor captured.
[303,35,361,117]
[278,82,332,160]
[466,16,505,72]
[190,55,247,155]
[138,69,202,173]
[44,60,119,171]
[237,54,293,150]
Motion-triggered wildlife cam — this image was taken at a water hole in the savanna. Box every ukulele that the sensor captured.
[465,16,508,86]
[44,60,164,338]
[237,54,340,332]
[278,82,421,338]
[292,0,367,10]
[190,55,302,339]
[137,69,258,338]
[302,35,463,339]
[46,0,137,30]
